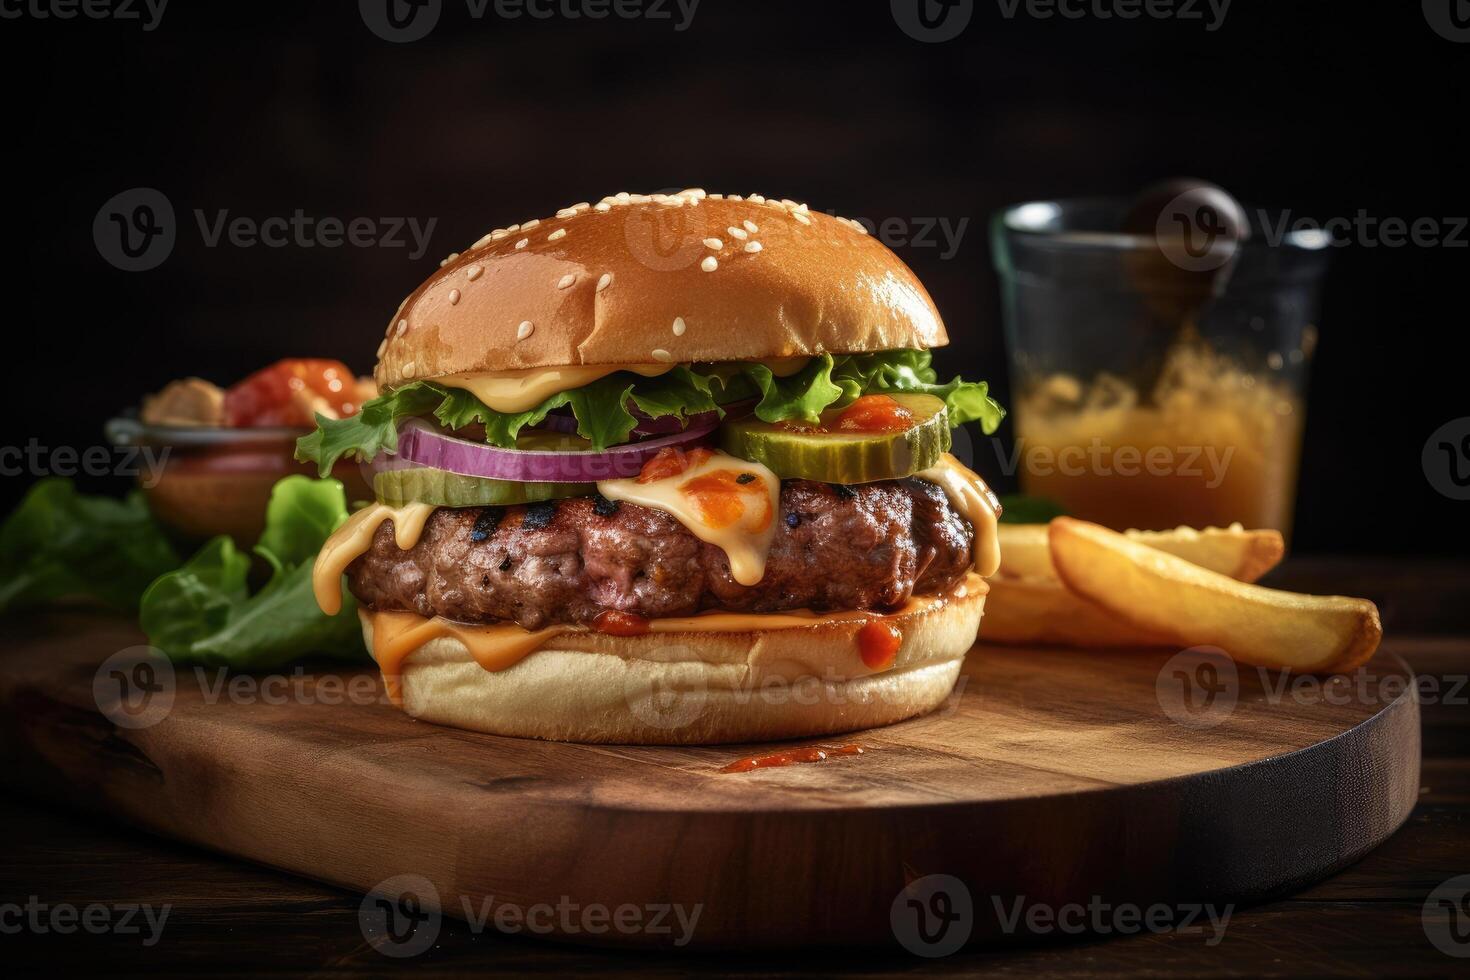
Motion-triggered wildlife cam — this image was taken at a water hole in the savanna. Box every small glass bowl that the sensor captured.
[106,416,371,547]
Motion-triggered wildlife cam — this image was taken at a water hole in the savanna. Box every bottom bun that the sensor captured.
[362,583,986,745]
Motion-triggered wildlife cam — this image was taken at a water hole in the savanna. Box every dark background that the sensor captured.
[2,0,1464,554]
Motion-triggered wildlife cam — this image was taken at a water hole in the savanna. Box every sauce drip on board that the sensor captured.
[720,743,865,773]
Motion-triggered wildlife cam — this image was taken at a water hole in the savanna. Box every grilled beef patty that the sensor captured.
[346,478,973,630]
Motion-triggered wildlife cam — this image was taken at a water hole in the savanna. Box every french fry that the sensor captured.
[997,523,1284,583]
[984,578,1175,647]
[1047,518,1382,673]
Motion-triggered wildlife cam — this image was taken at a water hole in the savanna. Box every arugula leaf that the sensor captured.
[139,476,366,668]
[0,479,180,615]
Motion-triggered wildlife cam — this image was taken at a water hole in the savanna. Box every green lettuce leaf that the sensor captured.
[139,475,366,668]
[295,351,1005,474]
[829,350,1006,433]
[0,479,180,615]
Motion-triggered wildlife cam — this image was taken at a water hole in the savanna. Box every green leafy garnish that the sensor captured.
[0,479,181,615]
[295,350,1005,475]
[139,476,366,668]
[997,494,1067,525]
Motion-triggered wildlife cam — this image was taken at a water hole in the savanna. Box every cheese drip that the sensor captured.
[312,502,437,616]
[596,450,780,586]
[913,453,1002,577]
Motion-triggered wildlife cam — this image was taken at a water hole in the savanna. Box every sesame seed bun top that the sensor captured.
[373,189,948,387]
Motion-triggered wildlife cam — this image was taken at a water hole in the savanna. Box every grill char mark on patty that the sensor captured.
[346,478,974,630]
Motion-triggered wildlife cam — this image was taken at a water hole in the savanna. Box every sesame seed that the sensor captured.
[549,228,567,241]
[703,237,723,249]
[672,317,687,336]
[396,319,408,337]
[467,265,483,281]
[515,238,529,250]
[596,273,613,292]
[651,348,672,362]
[449,288,461,305]
[572,202,590,212]
[729,195,743,202]
[473,233,494,249]
[402,363,417,378]
[749,194,766,204]
[743,220,758,233]
[506,224,520,233]
[557,274,576,289]
[727,226,748,240]
[522,218,541,229]
[794,212,812,225]
[851,221,869,235]
[745,241,763,253]
[517,321,535,341]
[556,208,577,219]
[376,339,387,357]
[595,202,611,212]
[709,193,725,200]
[700,256,718,272]
[448,251,461,261]
[615,192,631,202]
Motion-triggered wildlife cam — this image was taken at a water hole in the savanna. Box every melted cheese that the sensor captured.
[596,450,780,586]
[361,571,986,701]
[312,502,436,616]
[437,364,673,414]
[913,453,1002,577]
[434,358,813,414]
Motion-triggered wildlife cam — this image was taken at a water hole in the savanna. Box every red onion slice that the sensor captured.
[395,418,717,483]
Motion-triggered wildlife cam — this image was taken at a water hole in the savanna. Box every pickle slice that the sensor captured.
[718,393,950,483]
[374,467,593,508]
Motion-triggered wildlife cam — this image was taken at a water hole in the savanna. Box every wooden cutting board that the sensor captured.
[0,611,1419,951]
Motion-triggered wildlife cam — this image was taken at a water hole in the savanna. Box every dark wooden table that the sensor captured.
[4,558,1468,976]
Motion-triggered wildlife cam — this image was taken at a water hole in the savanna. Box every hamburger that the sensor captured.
[299,188,1003,744]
